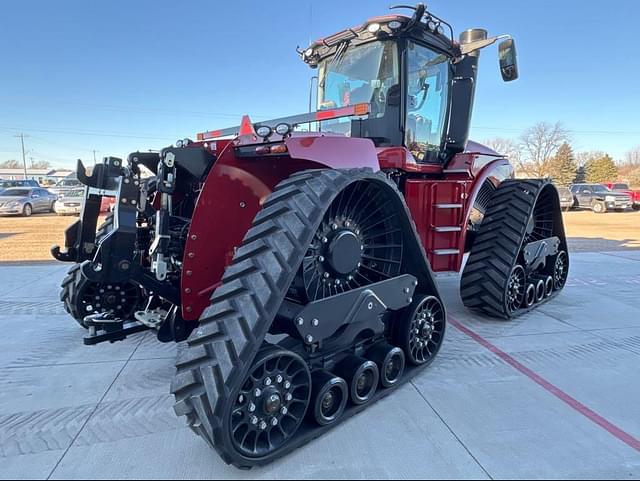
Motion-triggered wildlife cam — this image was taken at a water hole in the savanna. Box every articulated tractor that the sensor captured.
[53,4,569,468]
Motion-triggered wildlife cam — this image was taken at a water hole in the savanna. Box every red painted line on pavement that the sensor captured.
[448,316,640,453]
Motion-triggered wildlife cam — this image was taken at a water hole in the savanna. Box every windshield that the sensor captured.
[592,185,611,193]
[612,183,629,190]
[1,189,30,197]
[317,41,399,134]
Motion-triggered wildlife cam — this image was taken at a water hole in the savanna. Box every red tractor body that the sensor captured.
[180,132,511,321]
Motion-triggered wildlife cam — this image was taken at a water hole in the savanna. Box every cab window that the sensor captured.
[405,42,450,163]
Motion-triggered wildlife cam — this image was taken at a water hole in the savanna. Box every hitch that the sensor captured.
[51,157,125,263]
[83,312,149,345]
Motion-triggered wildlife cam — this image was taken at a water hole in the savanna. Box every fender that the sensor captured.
[181,135,382,320]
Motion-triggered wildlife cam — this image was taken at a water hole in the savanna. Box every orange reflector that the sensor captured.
[354,103,370,116]
[239,115,255,136]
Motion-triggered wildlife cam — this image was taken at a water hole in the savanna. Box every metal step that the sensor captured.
[433,248,461,255]
[433,226,462,233]
[435,203,463,209]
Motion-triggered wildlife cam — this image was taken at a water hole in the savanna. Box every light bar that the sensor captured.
[197,103,370,141]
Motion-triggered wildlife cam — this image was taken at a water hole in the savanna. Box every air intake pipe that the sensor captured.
[444,29,487,157]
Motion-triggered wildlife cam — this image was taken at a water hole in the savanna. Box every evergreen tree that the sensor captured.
[585,154,618,183]
[544,142,578,186]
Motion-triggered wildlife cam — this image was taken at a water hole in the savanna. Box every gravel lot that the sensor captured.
[0,210,637,263]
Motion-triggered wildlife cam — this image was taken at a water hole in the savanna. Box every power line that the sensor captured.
[0,125,176,141]
[473,126,640,136]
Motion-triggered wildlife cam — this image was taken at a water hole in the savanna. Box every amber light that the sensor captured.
[270,144,288,154]
[354,103,370,116]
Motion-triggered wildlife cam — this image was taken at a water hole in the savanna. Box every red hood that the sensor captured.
[465,140,503,157]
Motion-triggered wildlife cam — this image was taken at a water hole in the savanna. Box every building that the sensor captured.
[0,168,75,185]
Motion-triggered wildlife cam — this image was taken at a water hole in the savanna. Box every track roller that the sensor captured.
[533,278,546,303]
[310,371,348,426]
[335,356,379,406]
[367,343,405,388]
[524,283,536,308]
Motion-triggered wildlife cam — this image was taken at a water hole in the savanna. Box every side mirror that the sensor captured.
[499,39,519,82]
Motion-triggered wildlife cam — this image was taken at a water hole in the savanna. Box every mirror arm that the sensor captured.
[459,34,510,56]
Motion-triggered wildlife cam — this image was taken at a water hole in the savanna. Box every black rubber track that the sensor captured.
[171,168,442,468]
[60,212,120,328]
[460,179,569,319]
[60,263,88,327]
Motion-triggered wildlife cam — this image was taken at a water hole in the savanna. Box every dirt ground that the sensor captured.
[0,214,98,263]
[0,210,637,263]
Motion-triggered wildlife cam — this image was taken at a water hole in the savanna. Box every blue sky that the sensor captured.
[1,0,639,168]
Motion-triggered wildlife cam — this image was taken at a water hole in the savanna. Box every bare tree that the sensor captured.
[0,160,21,169]
[483,137,522,163]
[519,122,569,177]
[624,146,640,166]
[576,150,606,168]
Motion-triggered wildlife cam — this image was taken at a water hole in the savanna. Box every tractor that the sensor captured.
[52,4,569,468]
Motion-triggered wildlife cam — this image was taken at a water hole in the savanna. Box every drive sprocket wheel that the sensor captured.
[60,264,141,328]
[394,294,445,366]
[228,348,311,459]
[298,180,403,302]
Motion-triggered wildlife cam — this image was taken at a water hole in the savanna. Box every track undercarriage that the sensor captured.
[172,169,447,467]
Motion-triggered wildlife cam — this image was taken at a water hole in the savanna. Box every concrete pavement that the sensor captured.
[0,252,639,479]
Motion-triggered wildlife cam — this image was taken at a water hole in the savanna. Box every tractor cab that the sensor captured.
[302,4,519,164]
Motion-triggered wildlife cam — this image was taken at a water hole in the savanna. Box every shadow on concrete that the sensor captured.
[567,237,640,252]
[0,232,17,241]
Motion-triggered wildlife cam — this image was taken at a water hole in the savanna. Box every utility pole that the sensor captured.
[92,150,98,165]
[13,134,29,180]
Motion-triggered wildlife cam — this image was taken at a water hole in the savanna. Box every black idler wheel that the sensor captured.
[394,294,445,366]
[553,251,569,290]
[228,348,311,459]
[310,371,348,426]
[506,265,526,315]
[367,343,405,388]
[334,356,379,406]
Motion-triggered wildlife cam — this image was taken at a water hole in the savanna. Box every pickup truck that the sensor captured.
[603,182,640,210]
[570,183,631,213]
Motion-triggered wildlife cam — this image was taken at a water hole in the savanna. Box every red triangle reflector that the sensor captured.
[239,115,255,136]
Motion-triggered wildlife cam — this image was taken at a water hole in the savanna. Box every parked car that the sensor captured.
[0,179,40,193]
[54,188,85,215]
[556,186,574,211]
[0,187,57,216]
[100,194,116,213]
[48,178,83,198]
[570,183,631,213]
[603,182,640,210]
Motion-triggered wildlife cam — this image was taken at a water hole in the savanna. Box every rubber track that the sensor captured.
[60,213,117,327]
[171,169,417,468]
[460,179,566,318]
